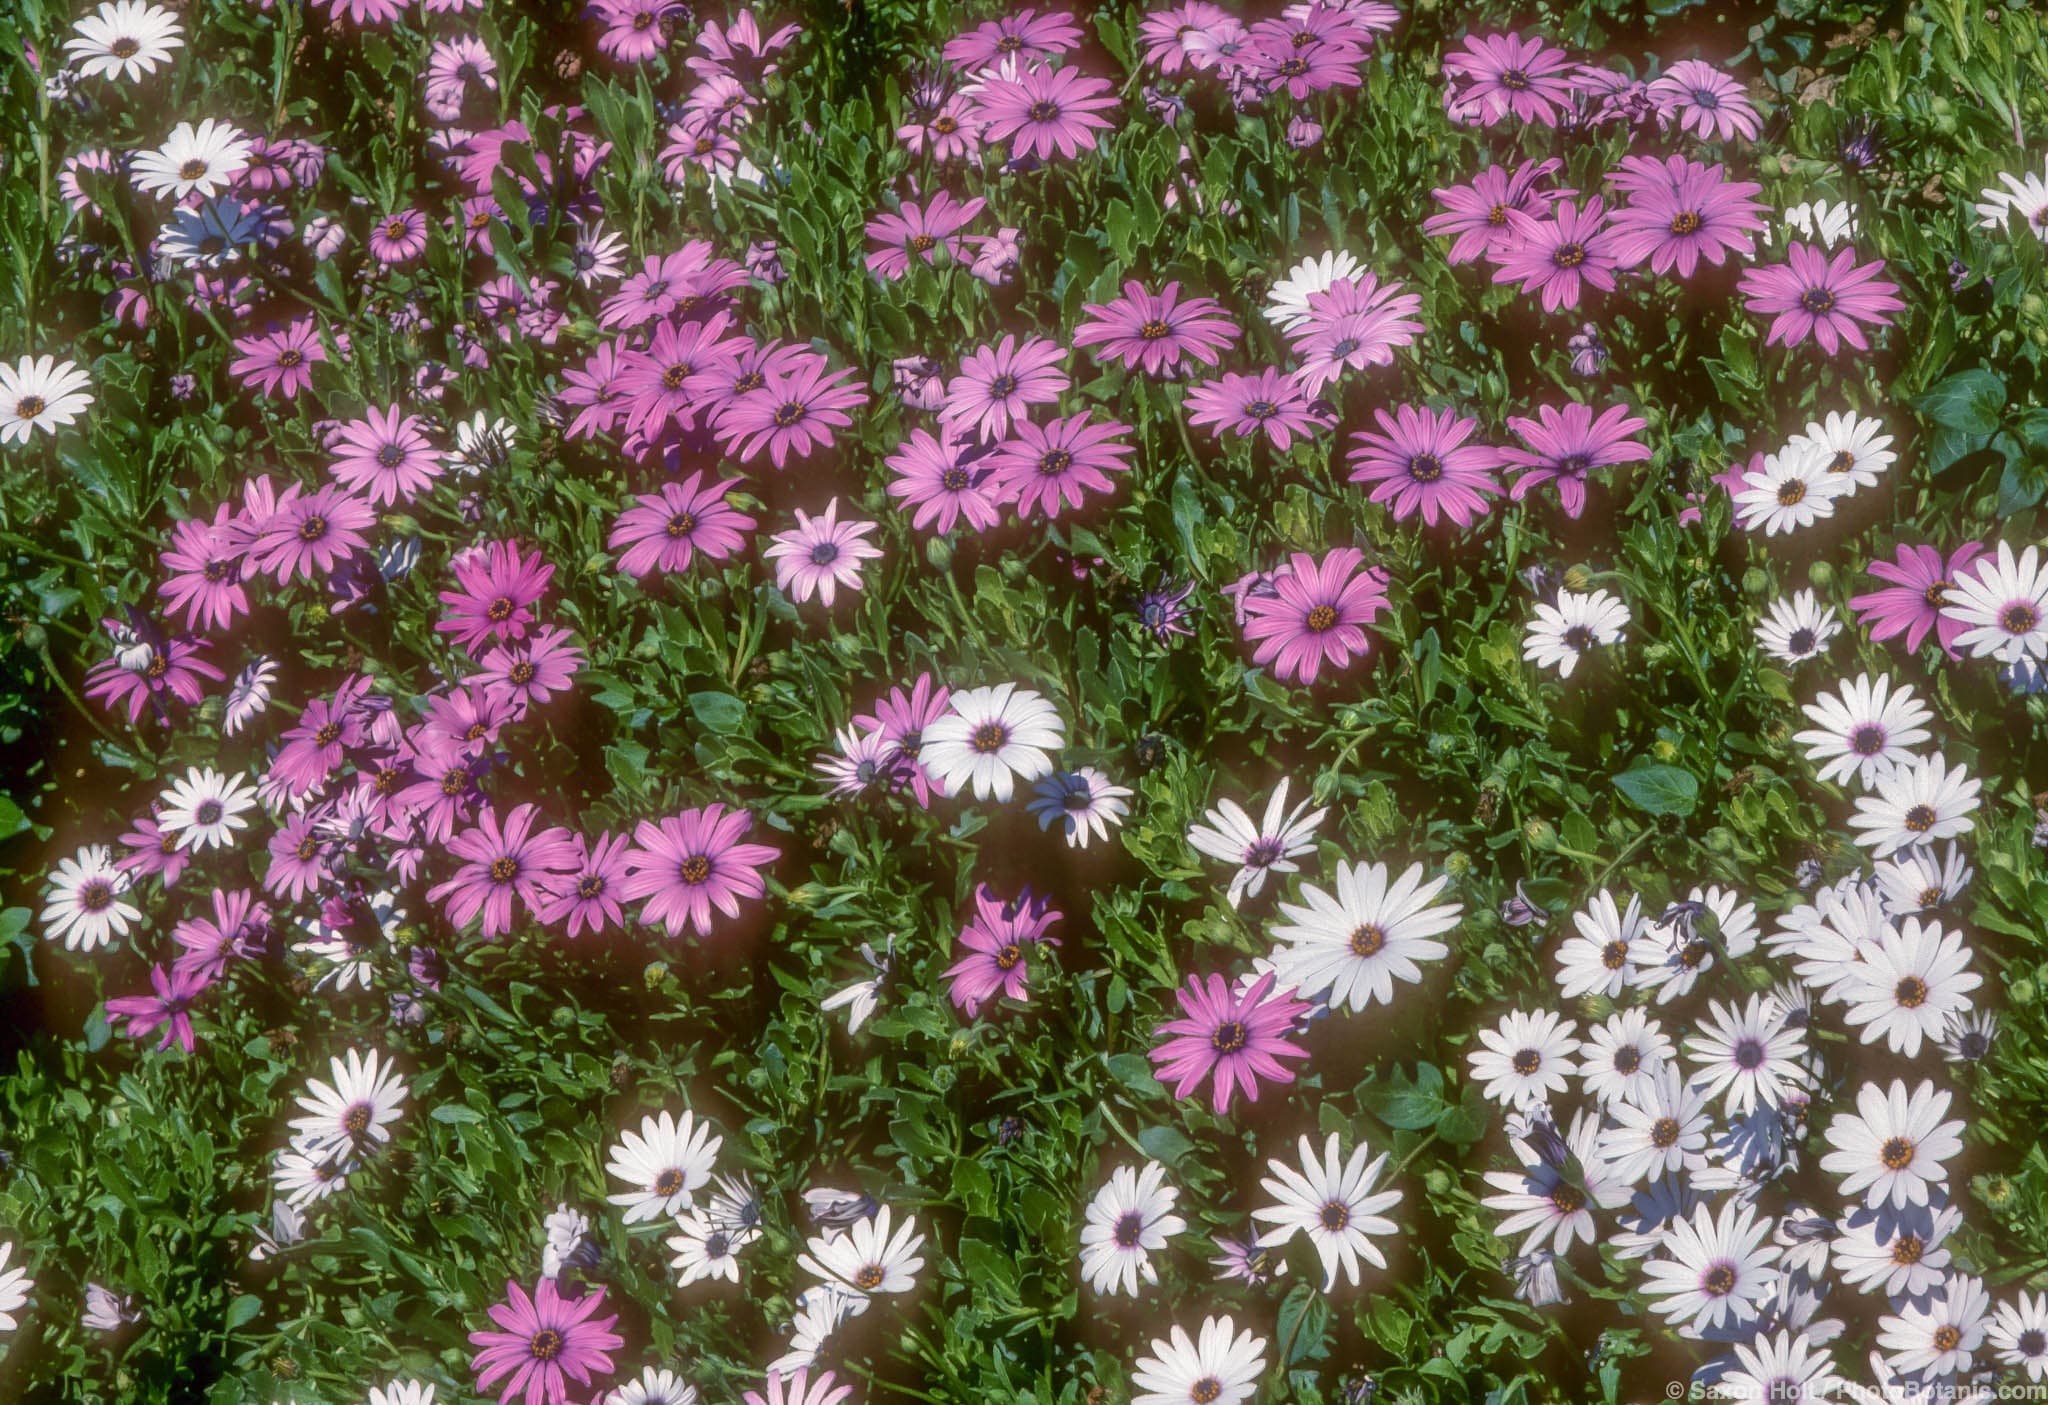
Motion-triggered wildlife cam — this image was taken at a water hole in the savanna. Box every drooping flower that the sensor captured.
[1500,402,1651,518]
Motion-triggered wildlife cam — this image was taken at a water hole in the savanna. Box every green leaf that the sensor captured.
[1912,368,2005,436]
[1363,1063,1447,1130]
[1613,764,1699,817]
[688,692,749,735]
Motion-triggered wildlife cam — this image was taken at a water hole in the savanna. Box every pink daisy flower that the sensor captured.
[171,888,265,982]
[864,192,987,280]
[1737,243,1905,354]
[1850,543,1987,659]
[617,312,746,436]
[436,540,554,653]
[712,363,867,469]
[428,803,579,940]
[1247,26,1366,99]
[229,318,326,399]
[940,335,1069,443]
[1605,157,1766,277]
[972,65,1121,162]
[1423,158,1573,265]
[592,0,685,63]
[475,625,584,711]
[609,472,755,577]
[764,499,883,606]
[264,812,333,902]
[1650,59,1761,142]
[1287,272,1427,395]
[620,805,778,940]
[328,404,441,505]
[1073,280,1241,378]
[250,483,376,583]
[119,814,191,887]
[941,886,1062,1018]
[1240,547,1391,685]
[989,413,1135,519]
[1501,402,1652,518]
[885,426,1004,535]
[106,964,212,1054]
[1441,32,1579,127]
[468,1277,624,1405]
[1347,404,1502,527]
[1491,197,1620,312]
[158,508,248,632]
[943,7,1082,70]
[1149,971,1310,1114]
[854,675,952,807]
[84,628,223,723]
[1184,369,1319,452]
[536,831,632,939]
[368,209,427,264]
[1137,3,1246,74]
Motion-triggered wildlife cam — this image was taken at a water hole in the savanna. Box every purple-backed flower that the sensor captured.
[436,540,554,653]
[854,675,952,807]
[1850,543,1987,659]
[885,426,1003,535]
[106,964,212,1054]
[1738,243,1905,354]
[764,500,883,606]
[864,192,987,280]
[940,335,1068,443]
[229,318,326,398]
[1074,280,1241,377]
[620,805,779,940]
[609,472,755,577]
[1492,198,1620,312]
[943,7,1081,70]
[712,363,867,469]
[428,803,579,940]
[475,626,584,710]
[989,413,1135,519]
[1149,971,1310,1114]
[1347,405,1502,527]
[1240,548,1391,685]
[1606,158,1765,277]
[942,886,1062,1018]
[1423,159,1572,265]
[972,65,1119,161]
[1137,578,1198,644]
[1185,370,1318,452]
[1501,402,1651,518]
[537,831,632,939]
[1650,59,1760,142]
[250,483,375,583]
[468,1277,624,1405]
[329,404,441,505]
[1442,32,1578,127]
[158,508,248,631]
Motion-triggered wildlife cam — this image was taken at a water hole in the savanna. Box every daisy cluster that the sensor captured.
[5,0,2048,1403]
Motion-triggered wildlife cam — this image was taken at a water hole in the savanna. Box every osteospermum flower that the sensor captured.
[1847,751,1980,857]
[797,1206,925,1296]
[764,500,882,606]
[328,405,440,505]
[1072,281,1241,378]
[941,885,1061,1017]
[1793,672,1932,787]
[1079,1162,1186,1297]
[1184,370,1318,453]
[131,119,252,199]
[65,0,184,80]
[229,318,327,399]
[988,412,1135,518]
[1975,155,2048,241]
[1423,159,1570,265]
[864,191,986,280]
[1468,1009,1579,1108]
[1252,1133,1403,1289]
[1786,409,1895,493]
[1850,541,1984,658]
[921,683,1064,802]
[1149,971,1309,1114]
[156,765,258,852]
[885,426,1003,535]
[1285,273,1425,396]
[1738,243,1905,353]
[620,805,779,940]
[287,1047,409,1165]
[944,7,1082,70]
[1,355,95,443]
[0,1243,30,1331]
[1650,59,1761,140]
[1522,588,1629,678]
[1841,917,1981,1057]
[1262,249,1362,330]
[1492,198,1620,312]
[1129,1316,1267,1405]
[1732,445,1842,536]
[1185,779,1326,908]
[1441,31,1578,127]
[1238,548,1390,685]
[1606,158,1766,276]
[1685,995,1808,1116]
[1026,768,1132,848]
[1639,1200,1781,1335]
[1878,1275,1990,1381]
[1942,540,2048,664]
[468,1277,624,1405]
[1347,405,1500,527]
[606,1109,722,1223]
[972,64,1119,161]
[43,845,141,951]
[1267,861,1460,1012]
[940,335,1068,443]
[428,804,579,940]
[713,363,866,469]
[1755,590,1842,664]
[1500,402,1650,518]
[437,541,554,653]
[1821,1079,1965,1211]
[609,473,754,578]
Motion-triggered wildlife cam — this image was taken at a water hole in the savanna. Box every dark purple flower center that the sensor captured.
[1112,1211,1145,1247]
[489,856,518,883]
[1850,724,1885,755]
[1895,975,1928,1008]
[772,401,806,427]
[298,514,328,542]
[1669,210,1702,236]
[1651,1116,1680,1147]
[529,1328,563,1360]
[2002,603,2040,634]
[1904,804,1936,832]
[1408,453,1444,482]
[1511,1048,1540,1075]
[679,855,712,884]
[1552,242,1586,270]
[1799,287,1837,316]
[79,880,113,912]
[1305,603,1338,632]
[1702,1263,1736,1296]
[195,799,223,825]
[666,512,697,538]
[1211,1019,1247,1053]
[1027,100,1060,123]
[509,660,537,685]
[1318,1199,1350,1230]
[971,722,1008,754]
[377,442,406,467]
[276,348,304,368]
[995,942,1023,970]
[809,541,840,566]
[1733,1038,1764,1070]
[1880,1135,1915,1169]
[1038,449,1073,476]
[941,467,969,491]
[1499,68,1529,91]
[577,873,606,899]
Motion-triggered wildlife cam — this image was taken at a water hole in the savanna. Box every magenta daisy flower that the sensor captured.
[1491,197,1620,312]
[84,629,223,723]
[619,804,779,940]
[1605,158,1766,277]
[712,362,867,469]
[264,812,333,902]
[394,746,484,847]
[1137,3,1246,74]
[1240,547,1391,685]
[536,831,632,939]
[328,404,441,505]
[941,885,1062,1018]
[1073,280,1241,378]
[943,7,1082,70]
[609,472,755,577]
[764,499,884,606]
[940,335,1069,443]
[475,625,585,710]
[158,509,249,631]
[1423,158,1572,265]
[1850,543,1987,658]
[617,312,745,436]
[1441,32,1578,127]
[250,483,376,583]
[1347,405,1502,527]
[1650,59,1761,141]
[1247,25,1366,99]
[989,413,1135,519]
[973,65,1121,162]
[1184,369,1319,452]
[436,541,554,653]
[885,426,1003,535]
[428,803,579,940]
[1287,273,1426,395]
[270,676,371,796]
[368,208,428,264]
[1737,243,1905,353]
[1149,971,1310,1114]
[598,243,746,329]
[229,318,326,399]
[171,888,265,982]
[1501,402,1652,518]
[592,0,685,63]
[854,675,952,807]
[864,192,987,280]
[106,964,212,1054]
[468,1277,624,1405]
[118,814,190,887]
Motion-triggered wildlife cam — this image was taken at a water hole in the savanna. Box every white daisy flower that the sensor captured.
[820,938,891,1034]
[157,765,259,851]
[1552,888,1648,1001]
[1710,1330,1846,1403]
[1251,1132,1403,1290]
[1778,199,1859,248]
[1638,1199,1781,1336]
[1184,777,1327,908]
[64,0,183,80]
[1942,540,2048,663]
[1129,1315,1267,1405]
[1598,1065,1711,1185]
[1783,410,1894,493]
[1776,879,1893,1005]
[1876,1274,1989,1381]
[1026,766,1132,848]
[286,1047,409,1166]
[1263,249,1363,330]
[608,1366,700,1405]
[1755,590,1841,664]
[270,1145,352,1208]
[1846,751,1980,858]
[1468,1009,1579,1109]
[570,220,631,288]
[1839,917,1981,1058]
[920,683,1064,802]
[130,118,252,199]
[1481,1110,1628,1254]
[1522,588,1629,678]
[1988,1291,2048,1382]
[768,1285,864,1377]
[1940,1009,1999,1065]
[1266,860,1459,1012]
[707,1173,765,1237]
[1732,446,1842,536]
[0,1242,31,1332]
[667,1208,755,1287]
[1633,885,1759,1004]
[0,354,94,443]
[1872,844,1972,917]
[1820,1078,1965,1211]
[1831,1201,1959,1299]
[1078,1161,1186,1297]
[605,1109,722,1224]
[1684,995,1808,1117]
[444,411,519,475]
[1974,155,2048,242]
[1578,1007,1673,1108]
[41,844,140,951]
[223,657,278,736]
[1793,672,1932,788]
[797,1207,926,1296]
[247,1198,305,1262]
[541,1203,595,1280]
